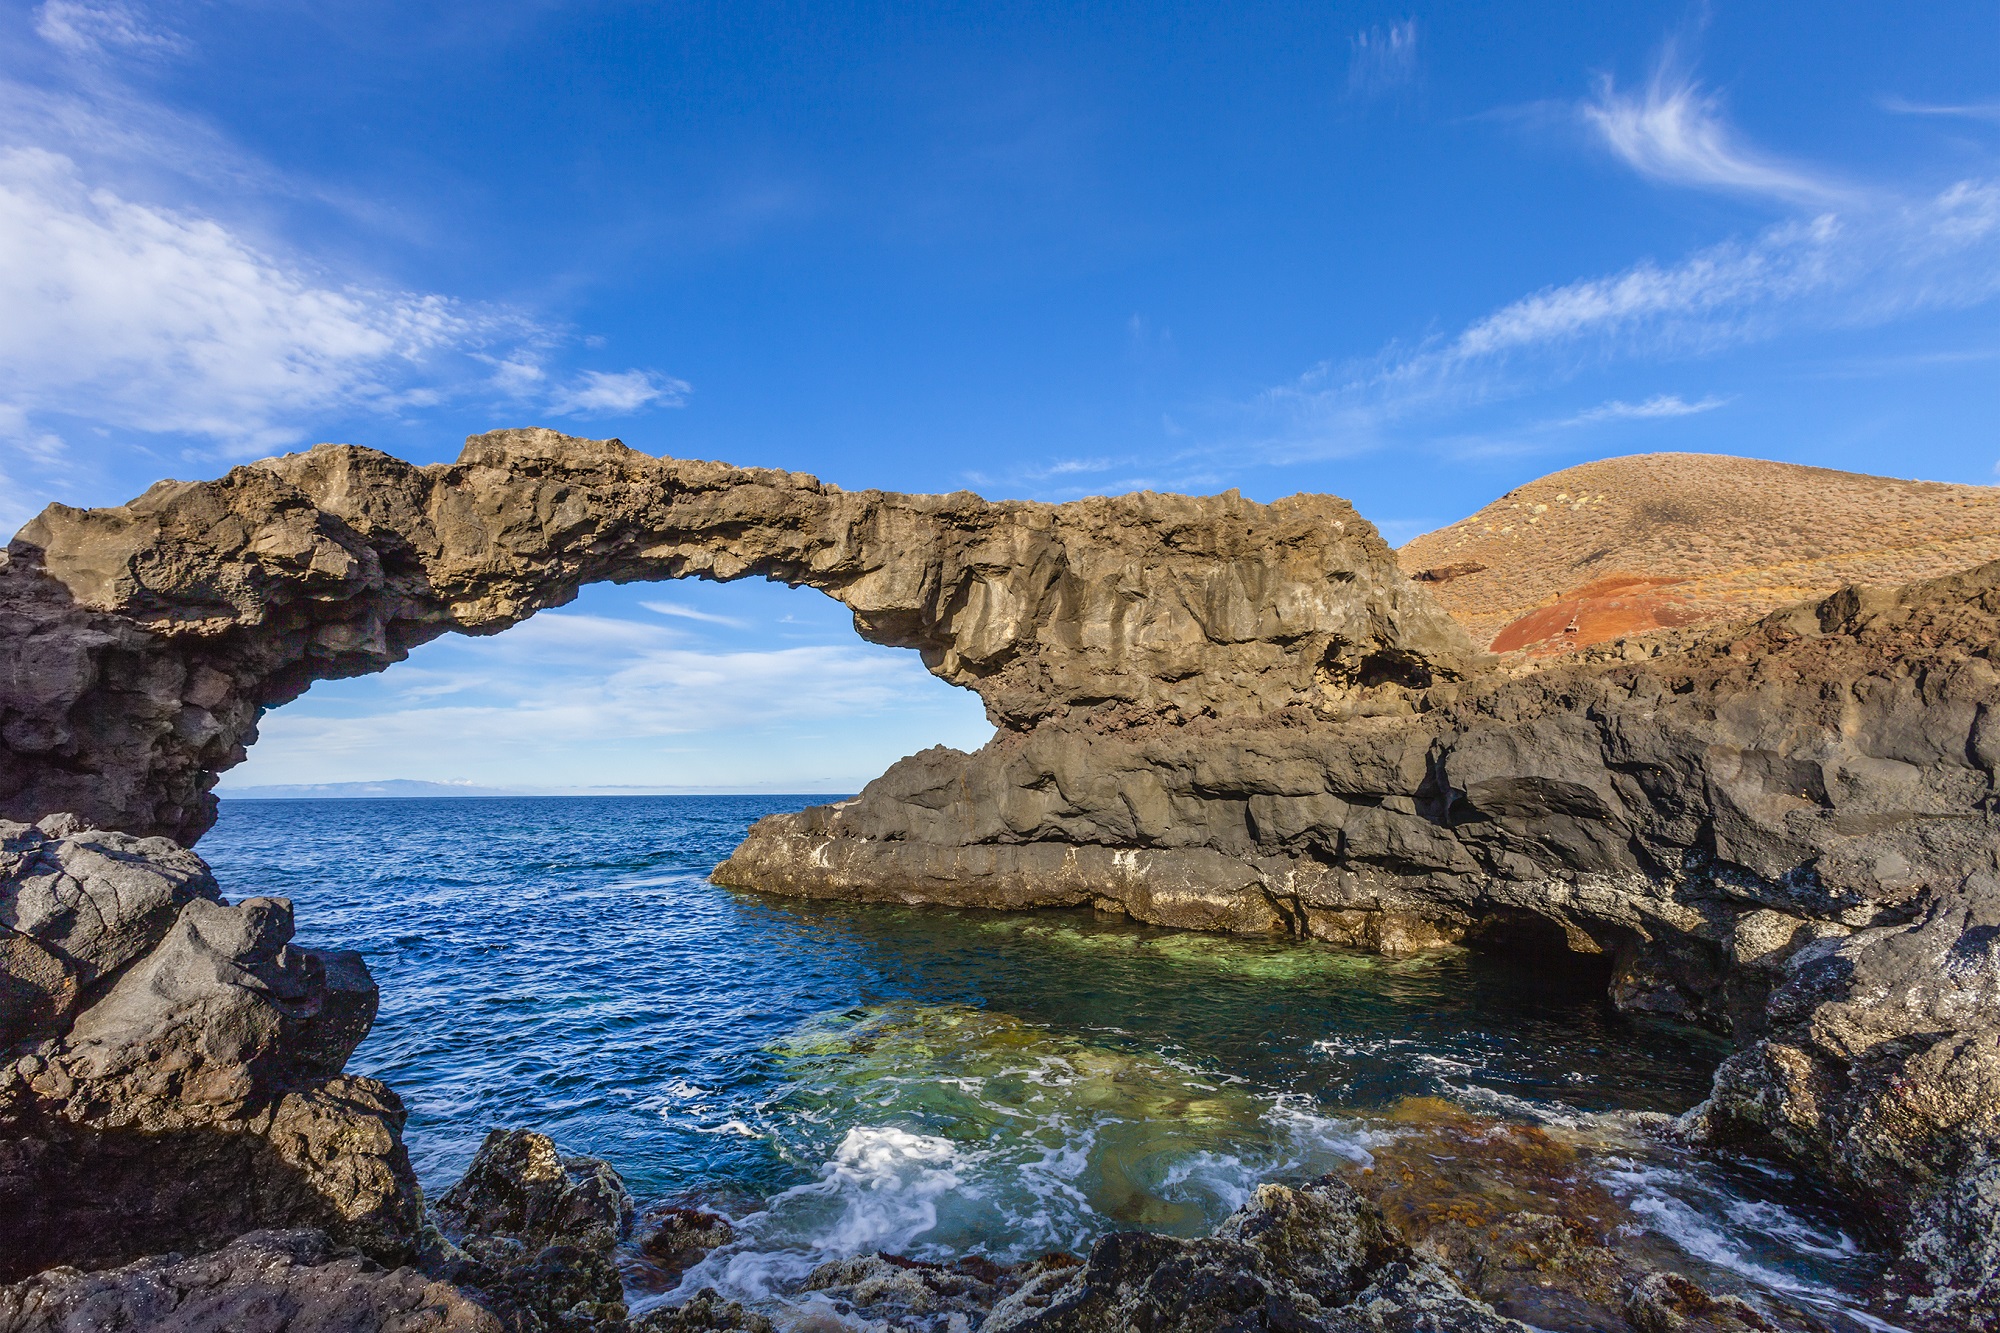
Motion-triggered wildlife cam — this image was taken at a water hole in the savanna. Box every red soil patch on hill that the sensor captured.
[1397,453,2000,655]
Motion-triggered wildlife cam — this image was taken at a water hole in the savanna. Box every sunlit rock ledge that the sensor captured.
[1,429,1997,1325]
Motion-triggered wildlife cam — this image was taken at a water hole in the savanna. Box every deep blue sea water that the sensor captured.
[200,796,1901,1329]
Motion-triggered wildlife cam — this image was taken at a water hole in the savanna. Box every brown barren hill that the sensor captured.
[1396,452,2000,654]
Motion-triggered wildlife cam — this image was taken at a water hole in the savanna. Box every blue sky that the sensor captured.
[3,2,1997,791]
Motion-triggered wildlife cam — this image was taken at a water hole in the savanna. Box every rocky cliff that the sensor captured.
[2,431,1996,1325]
[721,562,2000,1323]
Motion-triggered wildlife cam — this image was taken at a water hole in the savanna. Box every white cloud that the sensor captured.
[1348,21,1418,99]
[1254,176,2000,458]
[1883,98,2000,125]
[0,147,491,453]
[34,1,186,58]
[1557,394,1728,426]
[642,599,746,628]
[1583,59,1847,205]
[0,18,691,460]
[549,368,691,416]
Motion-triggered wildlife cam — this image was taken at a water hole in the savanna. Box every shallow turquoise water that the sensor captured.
[201,795,1899,1329]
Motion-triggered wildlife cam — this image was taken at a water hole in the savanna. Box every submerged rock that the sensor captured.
[630,1207,737,1292]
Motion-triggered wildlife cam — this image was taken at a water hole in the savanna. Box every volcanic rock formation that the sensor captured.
[0,428,1471,845]
[2,430,1997,1325]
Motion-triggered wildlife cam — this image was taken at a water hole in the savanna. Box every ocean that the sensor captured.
[201,795,1899,1329]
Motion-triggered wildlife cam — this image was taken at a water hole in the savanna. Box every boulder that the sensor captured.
[431,1129,635,1332]
[981,1175,1531,1333]
[0,817,221,1043]
[0,824,421,1279]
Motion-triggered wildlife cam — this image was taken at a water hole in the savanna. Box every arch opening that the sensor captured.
[218,576,996,798]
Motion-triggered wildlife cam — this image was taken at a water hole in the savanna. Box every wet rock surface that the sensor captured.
[981,1175,1529,1333]
[430,1129,636,1332]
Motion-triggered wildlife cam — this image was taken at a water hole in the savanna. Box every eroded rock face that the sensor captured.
[0,429,1471,844]
[429,1128,636,1332]
[0,819,422,1280]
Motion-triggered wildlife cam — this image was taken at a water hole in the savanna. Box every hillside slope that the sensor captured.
[1397,452,2000,653]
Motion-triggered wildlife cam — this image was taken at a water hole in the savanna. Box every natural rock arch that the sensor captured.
[0,428,1474,844]
[4,430,2000,1321]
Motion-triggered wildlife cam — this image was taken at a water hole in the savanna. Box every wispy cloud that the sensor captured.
[1347,20,1418,100]
[0,147,500,456]
[551,369,691,415]
[641,599,746,628]
[1583,55,1848,205]
[1883,97,2000,125]
[1248,68,2000,462]
[1556,393,1728,427]
[34,0,186,58]
[0,5,690,483]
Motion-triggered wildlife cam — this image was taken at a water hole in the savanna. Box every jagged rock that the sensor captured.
[0,428,1472,845]
[800,1251,1026,1331]
[1,817,222,1042]
[981,1175,1530,1333]
[630,1289,774,1332]
[1695,869,2000,1325]
[0,1229,501,1333]
[431,1129,635,1332]
[632,1207,735,1290]
[0,824,421,1279]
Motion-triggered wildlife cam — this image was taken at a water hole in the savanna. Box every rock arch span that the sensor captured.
[0,428,1473,844]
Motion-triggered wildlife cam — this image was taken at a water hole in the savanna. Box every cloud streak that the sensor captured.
[1582,57,1847,205]
[1347,20,1418,100]
[1556,394,1727,427]
[1251,57,2000,462]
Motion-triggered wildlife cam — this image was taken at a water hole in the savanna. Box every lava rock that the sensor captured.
[0,824,421,1279]
[0,1228,500,1333]
[432,1129,635,1332]
[981,1175,1532,1333]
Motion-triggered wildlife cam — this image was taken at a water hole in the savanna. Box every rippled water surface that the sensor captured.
[202,796,1900,1330]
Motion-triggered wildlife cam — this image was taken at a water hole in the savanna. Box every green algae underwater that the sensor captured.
[203,795,1901,1330]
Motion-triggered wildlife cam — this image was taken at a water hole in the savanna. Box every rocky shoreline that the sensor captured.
[2,430,1996,1327]
[0,811,1823,1332]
